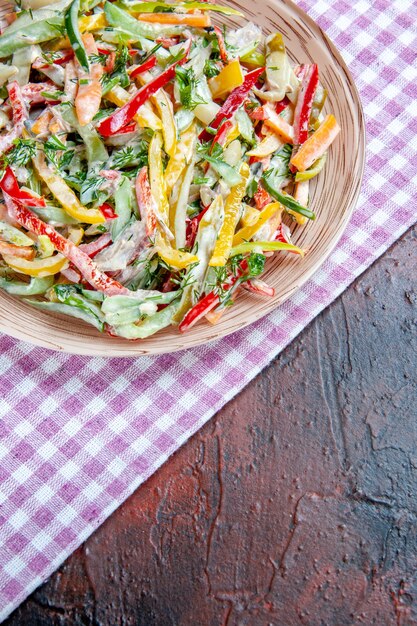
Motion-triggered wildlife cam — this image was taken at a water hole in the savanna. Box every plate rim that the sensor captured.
[0,0,366,356]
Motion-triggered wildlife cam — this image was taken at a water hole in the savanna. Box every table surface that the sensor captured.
[5,225,417,626]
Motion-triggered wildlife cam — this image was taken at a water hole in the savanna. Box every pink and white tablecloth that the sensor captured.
[1,0,416,620]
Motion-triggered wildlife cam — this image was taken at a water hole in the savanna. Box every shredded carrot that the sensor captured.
[290,114,340,172]
[137,13,211,27]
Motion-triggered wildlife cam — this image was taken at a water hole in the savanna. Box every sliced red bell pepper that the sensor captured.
[210,119,233,151]
[97,40,191,136]
[179,291,220,332]
[112,122,137,135]
[0,82,28,154]
[99,202,118,220]
[79,232,112,257]
[52,50,75,66]
[290,64,319,173]
[185,205,210,248]
[243,278,275,296]
[213,25,228,63]
[253,186,272,210]
[8,199,129,296]
[275,95,290,115]
[179,259,248,332]
[156,36,180,48]
[292,64,319,146]
[130,55,157,78]
[0,167,46,208]
[199,66,265,142]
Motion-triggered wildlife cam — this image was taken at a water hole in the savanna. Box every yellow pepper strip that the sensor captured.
[247,132,283,158]
[79,13,107,32]
[3,227,83,277]
[49,14,108,51]
[104,85,162,130]
[224,124,240,147]
[33,155,105,225]
[37,235,55,259]
[154,233,198,270]
[152,88,176,158]
[233,202,281,246]
[165,124,196,193]
[148,132,169,223]
[208,59,244,99]
[209,162,250,267]
[240,204,260,227]
[135,72,176,157]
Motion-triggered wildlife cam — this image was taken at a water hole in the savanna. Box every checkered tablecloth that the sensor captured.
[1,0,416,620]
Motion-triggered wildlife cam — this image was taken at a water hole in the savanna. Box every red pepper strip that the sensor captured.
[97,47,111,55]
[156,36,180,48]
[99,202,118,219]
[213,25,228,63]
[185,204,209,248]
[97,40,191,136]
[253,186,272,210]
[0,82,28,154]
[130,55,157,78]
[104,50,116,74]
[79,232,112,257]
[179,291,220,332]
[135,166,158,236]
[0,167,46,208]
[294,64,308,79]
[293,64,318,146]
[21,82,56,104]
[243,279,275,297]
[275,221,291,244]
[275,95,290,115]
[199,67,265,142]
[112,122,137,135]
[179,259,248,332]
[52,50,75,66]
[7,199,130,296]
[210,119,233,152]
[290,64,319,173]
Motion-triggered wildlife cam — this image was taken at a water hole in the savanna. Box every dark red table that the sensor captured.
[5,225,417,626]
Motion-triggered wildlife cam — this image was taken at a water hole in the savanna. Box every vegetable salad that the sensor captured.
[0,0,340,339]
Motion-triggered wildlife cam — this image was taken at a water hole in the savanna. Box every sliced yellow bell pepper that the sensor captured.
[148,132,169,223]
[208,59,244,99]
[247,132,283,158]
[79,13,107,32]
[209,162,250,267]
[240,204,261,227]
[49,14,108,50]
[155,233,198,270]
[224,124,240,147]
[165,124,197,193]
[233,202,281,246]
[33,155,105,225]
[3,227,83,277]
[104,85,162,130]
[151,88,176,158]
[136,72,176,157]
